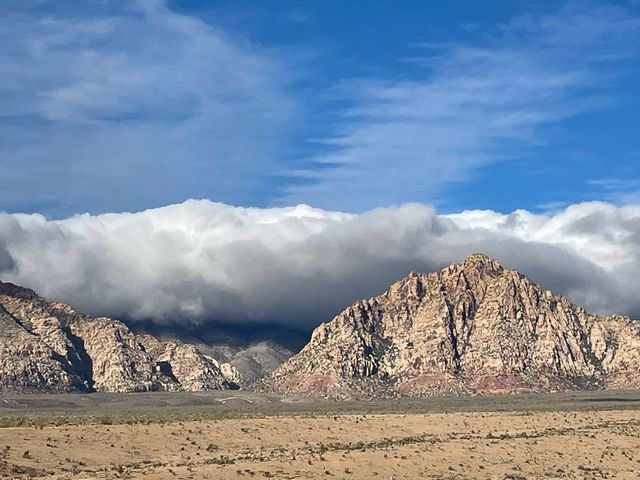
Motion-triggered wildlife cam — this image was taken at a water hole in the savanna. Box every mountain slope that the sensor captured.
[266,253,640,399]
[129,321,306,384]
[224,341,297,383]
[0,281,239,393]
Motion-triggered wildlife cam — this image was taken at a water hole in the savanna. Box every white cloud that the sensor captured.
[1,199,639,328]
[284,3,640,210]
[0,0,298,215]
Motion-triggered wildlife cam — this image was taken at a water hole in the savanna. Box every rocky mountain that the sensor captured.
[218,341,297,383]
[129,321,306,384]
[0,281,240,393]
[266,253,640,399]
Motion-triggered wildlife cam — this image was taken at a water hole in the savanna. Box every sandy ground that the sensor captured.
[1,408,640,479]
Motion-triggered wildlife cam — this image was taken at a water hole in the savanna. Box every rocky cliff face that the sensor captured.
[267,254,640,399]
[128,321,306,384]
[0,281,238,393]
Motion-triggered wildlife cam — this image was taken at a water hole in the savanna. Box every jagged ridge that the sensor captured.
[0,281,240,393]
[266,253,640,399]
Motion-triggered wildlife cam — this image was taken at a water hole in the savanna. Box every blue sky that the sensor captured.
[1,0,639,217]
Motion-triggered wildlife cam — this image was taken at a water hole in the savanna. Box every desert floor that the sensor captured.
[1,391,640,479]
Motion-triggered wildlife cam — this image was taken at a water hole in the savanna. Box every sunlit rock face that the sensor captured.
[267,254,640,399]
[0,281,236,393]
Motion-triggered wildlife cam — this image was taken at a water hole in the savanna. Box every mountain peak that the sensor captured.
[267,255,640,399]
[389,254,504,297]
[456,252,504,273]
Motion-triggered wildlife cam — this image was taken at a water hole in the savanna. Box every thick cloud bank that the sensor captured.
[1,200,639,328]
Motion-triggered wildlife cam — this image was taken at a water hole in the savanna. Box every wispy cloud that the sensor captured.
[284,3,640,210]
[0,0,298,216]
[589,173,640,204]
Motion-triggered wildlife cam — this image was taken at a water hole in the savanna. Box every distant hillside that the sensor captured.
[128,320,308,383]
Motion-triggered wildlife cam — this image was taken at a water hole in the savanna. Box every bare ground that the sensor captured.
[1,391,640,479]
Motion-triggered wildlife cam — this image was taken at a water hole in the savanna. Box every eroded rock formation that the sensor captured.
[0,281,237,393]
[267,254,640,399]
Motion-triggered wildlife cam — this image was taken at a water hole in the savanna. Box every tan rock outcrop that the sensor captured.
[0,281,237,393]
[138,335,239,391]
